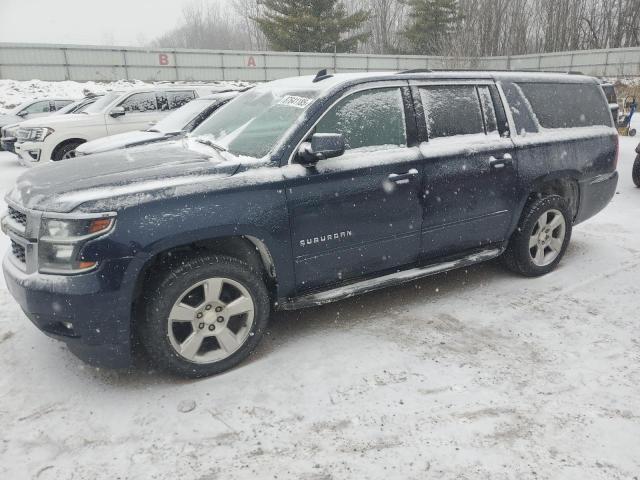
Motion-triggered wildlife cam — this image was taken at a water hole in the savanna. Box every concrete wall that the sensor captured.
[1,42,639,82]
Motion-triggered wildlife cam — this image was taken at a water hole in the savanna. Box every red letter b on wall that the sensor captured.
[159,53,169,66]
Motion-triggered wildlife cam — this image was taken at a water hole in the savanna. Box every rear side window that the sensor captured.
[517,82,613,129]
[54,100,72,110]
[120,92,158,112]
[478,86,499,137]
[420,85,484,138]
[166,90,196,110]
[315,88,407,151]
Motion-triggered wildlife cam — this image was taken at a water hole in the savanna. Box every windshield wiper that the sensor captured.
[194,137,227,152]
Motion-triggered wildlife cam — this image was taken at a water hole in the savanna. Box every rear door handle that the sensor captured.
[388,168,419,185]
[489,153,513,170]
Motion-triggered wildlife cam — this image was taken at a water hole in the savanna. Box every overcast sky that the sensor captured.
[0,0,200,46]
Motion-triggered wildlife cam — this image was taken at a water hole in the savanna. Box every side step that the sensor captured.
[281,248,503,310]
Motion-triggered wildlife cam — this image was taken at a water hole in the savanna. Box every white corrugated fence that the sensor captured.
[1,42,639,81]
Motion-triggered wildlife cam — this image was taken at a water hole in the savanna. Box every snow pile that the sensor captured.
[0,79,252,113]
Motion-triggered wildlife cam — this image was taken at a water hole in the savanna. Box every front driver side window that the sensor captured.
[20,101,51,115]
[315,88,407,152]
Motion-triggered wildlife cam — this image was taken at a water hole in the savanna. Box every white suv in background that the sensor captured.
[14,87,212,165]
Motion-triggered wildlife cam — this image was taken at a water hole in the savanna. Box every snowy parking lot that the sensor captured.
[0,136,639,479]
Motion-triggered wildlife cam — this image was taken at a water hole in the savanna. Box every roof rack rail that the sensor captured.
[397,68,433,74]
[313,69,333,83]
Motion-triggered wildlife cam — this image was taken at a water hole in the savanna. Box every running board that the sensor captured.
[281,248,503,310]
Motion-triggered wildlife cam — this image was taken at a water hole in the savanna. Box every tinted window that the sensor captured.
[315,88,407,151]
[21,101,51,114]
[420,86,484,138]
[166,90,196,110]
[120,92,158,113]
[517,82,613,129]
[54,100,73,110]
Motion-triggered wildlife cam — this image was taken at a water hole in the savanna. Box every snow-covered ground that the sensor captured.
[0,137,639,479]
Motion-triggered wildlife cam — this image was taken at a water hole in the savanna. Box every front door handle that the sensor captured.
[489,153,513,170]
[388,168,419,185]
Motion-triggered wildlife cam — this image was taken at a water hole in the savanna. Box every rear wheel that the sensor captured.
[138,254,270,378]
[633,155,640,187]
[502,195,572,277]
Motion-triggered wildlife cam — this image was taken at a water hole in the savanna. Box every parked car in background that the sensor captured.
[1,95,103,154]
[0,98,74,150]
[73,91,242,158]
[600,81,619,121]
[1,71,618,377]
[14,86,211,164]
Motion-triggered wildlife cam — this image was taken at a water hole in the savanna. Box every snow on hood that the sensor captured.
[7,140,240,213]
[0,114,22,127]
[17,112,105,129]
[75,130,167,155]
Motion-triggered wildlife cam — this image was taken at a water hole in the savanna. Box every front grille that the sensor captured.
[8,206,27,227]
[11,240,26,264]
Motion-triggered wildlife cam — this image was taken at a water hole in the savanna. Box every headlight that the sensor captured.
[22,127,54,142]
[38,216,115,274]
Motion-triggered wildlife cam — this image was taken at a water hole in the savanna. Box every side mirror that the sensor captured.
[109,106,126,118]
[16,110,28,118]
[297,133,345,166]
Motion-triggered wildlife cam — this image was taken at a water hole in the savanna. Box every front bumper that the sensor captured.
[15,141,42,166]
[1,137,17,154]
[574,171,619,225]
[2,252,140,368]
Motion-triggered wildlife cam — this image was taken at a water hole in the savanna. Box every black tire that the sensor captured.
[502,195,572,277]
[138,254,271,378]
[51,140,84,161]
[633,155,640,187]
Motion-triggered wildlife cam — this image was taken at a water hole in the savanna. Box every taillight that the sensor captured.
[614,136,619,170]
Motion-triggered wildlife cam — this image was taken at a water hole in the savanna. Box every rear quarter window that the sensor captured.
[517,82,613,129]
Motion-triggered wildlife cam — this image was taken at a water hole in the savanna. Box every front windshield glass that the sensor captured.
[151,98,213,133]
[81,92,122,114]
[191,87,320,158]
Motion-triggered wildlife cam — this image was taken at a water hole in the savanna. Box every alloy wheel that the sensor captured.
[167,277,255,363]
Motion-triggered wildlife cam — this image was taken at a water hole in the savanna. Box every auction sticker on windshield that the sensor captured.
[278,95,313,108]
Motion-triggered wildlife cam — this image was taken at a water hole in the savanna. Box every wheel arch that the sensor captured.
[131,234,280,324]
[527,172,580,220]
[51,137,87,160]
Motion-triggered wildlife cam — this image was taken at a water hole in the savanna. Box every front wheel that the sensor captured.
[138,254,271,378]
[502,195,572,277]
[51,140,84,161]
[633,155,640,187]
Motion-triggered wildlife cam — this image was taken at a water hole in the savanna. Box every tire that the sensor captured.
[502,195,572,277]
[633,155,640,187]
[630,129,637,137]
[138,254,271,378]
[51,140,84,161]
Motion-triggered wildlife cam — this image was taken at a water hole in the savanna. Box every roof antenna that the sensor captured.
[313,69,333,83]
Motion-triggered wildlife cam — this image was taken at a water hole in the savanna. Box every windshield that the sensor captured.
[81,91,122,114]
[191,87,320,158]
[150,98,214,133]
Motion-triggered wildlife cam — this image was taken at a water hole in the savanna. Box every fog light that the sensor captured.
[62,321,73,330]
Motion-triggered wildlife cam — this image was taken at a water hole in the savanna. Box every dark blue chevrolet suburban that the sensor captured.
[1,71,618,377]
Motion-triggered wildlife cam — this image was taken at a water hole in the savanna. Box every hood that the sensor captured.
[75,130,170,155]
[18,112,105,129]
[0,114,22,127]
[8,140,241,213]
